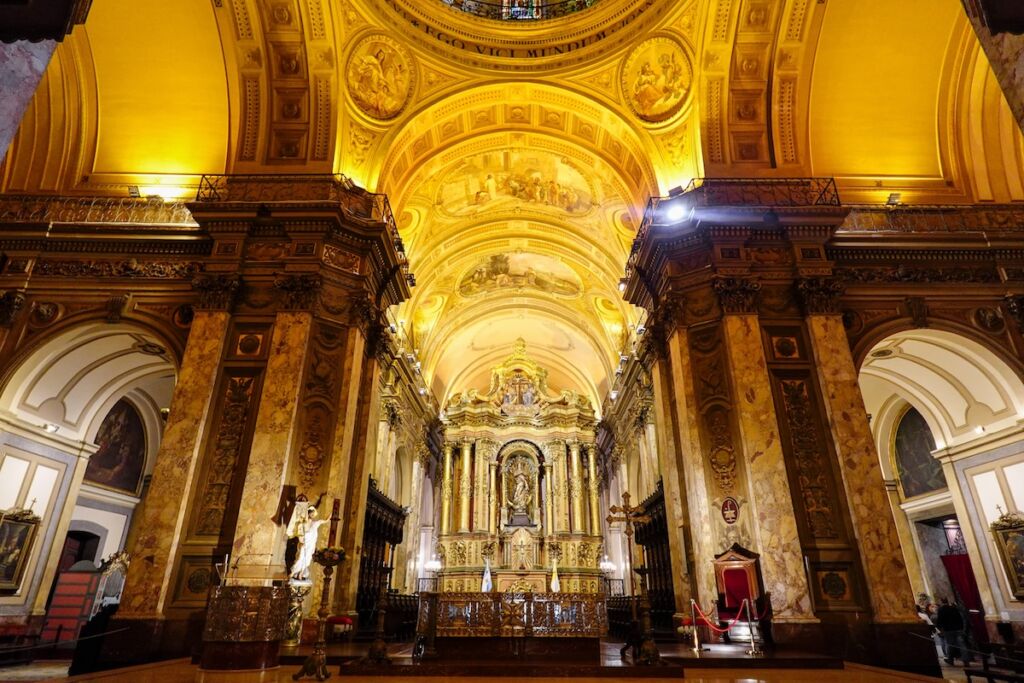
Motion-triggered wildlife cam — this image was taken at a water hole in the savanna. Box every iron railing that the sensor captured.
[442,0,597,21]
[631,177,841,261]
[194,174,410,282]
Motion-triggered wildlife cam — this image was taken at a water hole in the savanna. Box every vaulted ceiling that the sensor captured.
[3,0,1023,411]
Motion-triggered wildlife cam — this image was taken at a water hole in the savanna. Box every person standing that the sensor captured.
[936,598,973,665]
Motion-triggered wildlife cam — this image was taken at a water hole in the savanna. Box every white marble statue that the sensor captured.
[288,505,328,582]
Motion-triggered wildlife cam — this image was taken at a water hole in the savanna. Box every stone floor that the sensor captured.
[0,640,971,682]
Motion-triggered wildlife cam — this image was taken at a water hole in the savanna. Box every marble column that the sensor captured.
[884,479,927,600]
[231,311,313,569]
[652,351,698,611]
[475,441,489,531]
[440,443,454,536]
[489,461,498,533]
[0,40,56,162]
[543,463,553,535]
[585,444,601,535]
[569,441,585,533]
[458,440,472,532]
[120,310,231,618]
[806,313,917,623]
[723,314,815,621]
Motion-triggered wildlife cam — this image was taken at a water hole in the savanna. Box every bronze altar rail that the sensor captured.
[421,592,607,638]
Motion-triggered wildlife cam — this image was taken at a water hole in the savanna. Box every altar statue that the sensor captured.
[288,505,328,581]
[511,470,531,512]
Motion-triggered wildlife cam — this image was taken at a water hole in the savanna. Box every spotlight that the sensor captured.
[618,279,627,293]
[665,201,687,222]
[975,425,986,435]
[43,423,59,434]
[886,192,902,206]
[610,390,619,401]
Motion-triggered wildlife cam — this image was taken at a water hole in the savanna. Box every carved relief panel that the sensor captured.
[761,323,868,613]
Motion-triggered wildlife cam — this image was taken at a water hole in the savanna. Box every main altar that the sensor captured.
[432,339,606,596]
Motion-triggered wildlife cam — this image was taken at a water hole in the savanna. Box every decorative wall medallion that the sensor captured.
[621,35,693,123]
[721,497,739,524]
[819,570,849,600]
[346,34,414,120]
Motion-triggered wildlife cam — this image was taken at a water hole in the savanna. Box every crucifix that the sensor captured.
[607,491,660,665]
[606,492,650,602]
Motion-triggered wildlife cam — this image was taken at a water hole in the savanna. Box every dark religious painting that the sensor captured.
[0,515,38,590]
[85,399,146,494]
[994,527,1024,599]
[894,406,946,498]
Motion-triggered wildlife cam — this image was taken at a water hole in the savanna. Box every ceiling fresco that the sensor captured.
[4,0,1024,412]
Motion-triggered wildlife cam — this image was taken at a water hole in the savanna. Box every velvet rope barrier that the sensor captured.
[690,599,751,634]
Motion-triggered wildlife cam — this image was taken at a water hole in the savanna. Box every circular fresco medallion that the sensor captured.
[622,35,693,124]
[346,34,415,121]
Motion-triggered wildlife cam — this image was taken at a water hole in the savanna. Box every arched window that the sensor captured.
[894,406,947,498]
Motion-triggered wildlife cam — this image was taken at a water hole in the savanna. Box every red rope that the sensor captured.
[690,599,750,634]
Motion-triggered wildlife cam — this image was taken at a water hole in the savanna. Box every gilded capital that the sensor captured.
[274,273,322,311]
[191,274,240,311]
[0,290,26,327]
[712,277,760,314]
[797,277,845,315]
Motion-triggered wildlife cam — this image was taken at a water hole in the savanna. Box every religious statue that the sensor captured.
[287,504,328,582]
[505,455,534,526]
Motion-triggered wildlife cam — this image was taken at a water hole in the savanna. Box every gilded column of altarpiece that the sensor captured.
[435,339,605,594]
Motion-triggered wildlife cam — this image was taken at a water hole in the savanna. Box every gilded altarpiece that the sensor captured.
[436,340,604,594]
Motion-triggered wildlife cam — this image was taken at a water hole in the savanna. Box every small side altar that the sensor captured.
[417,591,607,662]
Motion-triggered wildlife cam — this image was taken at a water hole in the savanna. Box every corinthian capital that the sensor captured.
[797,277,845,315]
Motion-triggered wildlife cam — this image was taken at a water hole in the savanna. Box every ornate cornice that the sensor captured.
[191,274,241,311]
[33,259,200,279]
[712,277,761,314]
[797,277,845,315]
[832,265,1000,284]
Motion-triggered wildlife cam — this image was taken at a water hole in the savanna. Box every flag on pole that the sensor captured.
[551,558,560,593]
[482,557,492,593]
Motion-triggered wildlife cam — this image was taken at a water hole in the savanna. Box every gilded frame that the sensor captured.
[993,525,1024,600]
[0,511,40,591]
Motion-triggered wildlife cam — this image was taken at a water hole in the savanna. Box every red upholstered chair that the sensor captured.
[713,544,772,645]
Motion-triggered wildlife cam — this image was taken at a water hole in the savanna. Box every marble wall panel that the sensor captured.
[723,315,815,621]
[231,312,312,568]
[807,314,916,623]
[120,311,230,618]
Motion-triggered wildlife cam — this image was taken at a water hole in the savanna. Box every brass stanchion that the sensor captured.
[744,599,763,657]
[294,501,345,682]
[689,599,701,656]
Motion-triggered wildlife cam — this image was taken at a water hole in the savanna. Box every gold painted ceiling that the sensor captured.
[3,0,1024,410]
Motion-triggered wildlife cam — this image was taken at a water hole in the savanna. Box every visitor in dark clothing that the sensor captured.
[935,598,973,665]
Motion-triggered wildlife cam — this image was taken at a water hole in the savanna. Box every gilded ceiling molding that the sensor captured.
[367,84,660,206]
[217,0,339,169]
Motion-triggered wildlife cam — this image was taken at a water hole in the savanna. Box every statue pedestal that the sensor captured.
[200,585,289,671]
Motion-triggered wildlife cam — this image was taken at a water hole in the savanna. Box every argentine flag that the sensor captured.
[482,558,493,592]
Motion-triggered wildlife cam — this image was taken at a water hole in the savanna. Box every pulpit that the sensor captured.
[713,543,772,644]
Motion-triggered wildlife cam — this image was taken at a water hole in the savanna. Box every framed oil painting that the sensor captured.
[0,509,40,590]
[85,398,147,495]
[992,513,1024,599]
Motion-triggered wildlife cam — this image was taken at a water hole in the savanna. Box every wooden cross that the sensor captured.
[606,492,651,606]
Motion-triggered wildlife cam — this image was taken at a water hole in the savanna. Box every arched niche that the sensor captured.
[496,439,544,529]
